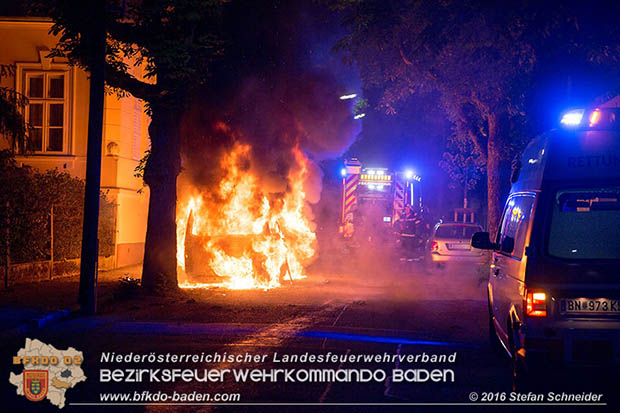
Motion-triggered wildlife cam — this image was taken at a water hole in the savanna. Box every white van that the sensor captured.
[472,107,620,386]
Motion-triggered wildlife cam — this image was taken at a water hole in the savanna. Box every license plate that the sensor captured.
[560,298,620,314]
[448,243,470,250]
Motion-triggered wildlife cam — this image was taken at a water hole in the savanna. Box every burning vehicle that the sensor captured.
[175,72,359,290]
[178,143,316,290]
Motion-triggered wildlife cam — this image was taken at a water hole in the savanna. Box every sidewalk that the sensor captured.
[0,265,142,333]
[0,263,348,342]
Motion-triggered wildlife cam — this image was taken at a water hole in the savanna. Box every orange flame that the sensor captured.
[177,143,316,289]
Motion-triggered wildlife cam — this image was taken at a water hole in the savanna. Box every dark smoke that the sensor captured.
[179,69,358,205]
[175,0,361,270]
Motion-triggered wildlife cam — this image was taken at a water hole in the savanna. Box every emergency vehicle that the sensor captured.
[339,158,422,239]
[472,103,620,387]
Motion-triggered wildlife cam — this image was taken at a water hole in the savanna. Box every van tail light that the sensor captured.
[431,241,439,252]
[525,290,547,317]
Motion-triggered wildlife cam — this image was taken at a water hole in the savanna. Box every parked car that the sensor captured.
[427,222,486,268]
[472,106,620,389]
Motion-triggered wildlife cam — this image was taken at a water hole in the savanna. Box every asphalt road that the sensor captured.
[2,247,615,412]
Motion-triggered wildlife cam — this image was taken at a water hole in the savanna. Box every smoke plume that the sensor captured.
[179,69,358,206]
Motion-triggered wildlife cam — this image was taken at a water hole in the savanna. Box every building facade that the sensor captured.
[0,17,150,268]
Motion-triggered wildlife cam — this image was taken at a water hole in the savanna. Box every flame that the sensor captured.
[177,142,316,290]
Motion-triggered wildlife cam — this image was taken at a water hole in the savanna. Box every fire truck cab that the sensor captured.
[339,158,423,243]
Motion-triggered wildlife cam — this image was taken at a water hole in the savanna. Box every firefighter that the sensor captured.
[398,209,416,253]
[343,212,354,238]
[404,205,415,219]
[417,207,433,242]
[398,207,426,258]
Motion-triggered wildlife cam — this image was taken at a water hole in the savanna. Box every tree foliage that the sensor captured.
[332,0,620,231]
[0,64,30,153]
[38,0,226,108]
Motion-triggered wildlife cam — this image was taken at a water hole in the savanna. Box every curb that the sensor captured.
[0,306,79,342]
[30,307,77,329]
[0,286,120,342]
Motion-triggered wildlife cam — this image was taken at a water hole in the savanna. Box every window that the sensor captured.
[548,187,620,260]
[497,194,535,259]
[435,225,484,239]
[22,70,70,153]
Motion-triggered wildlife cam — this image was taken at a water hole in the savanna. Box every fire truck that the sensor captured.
[339,158,422,240]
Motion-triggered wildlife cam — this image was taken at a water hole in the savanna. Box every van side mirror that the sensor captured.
[501,236,515,254]
[471,232,497,250]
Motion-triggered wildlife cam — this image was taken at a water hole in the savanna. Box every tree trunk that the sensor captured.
[141,107,181,294]
[79,2,105,314]
[486,113,502,237]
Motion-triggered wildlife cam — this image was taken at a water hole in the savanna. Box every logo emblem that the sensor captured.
[24,370,48,402]
[11,339,86,408]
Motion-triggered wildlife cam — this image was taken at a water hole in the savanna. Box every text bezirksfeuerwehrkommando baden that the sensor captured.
[100,367,455,383]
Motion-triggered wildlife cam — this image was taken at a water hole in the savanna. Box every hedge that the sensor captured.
[0,150,115,264]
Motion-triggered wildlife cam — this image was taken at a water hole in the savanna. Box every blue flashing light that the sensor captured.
[404,169,422,182]
[340,168,347,177]
[560,109,584,126]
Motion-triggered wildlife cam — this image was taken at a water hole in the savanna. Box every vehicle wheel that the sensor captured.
[511,351,529,391]
[508,323,529,391]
